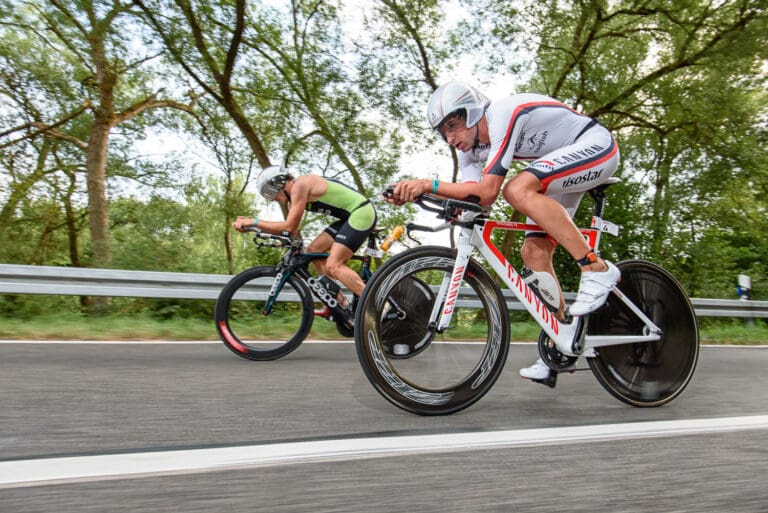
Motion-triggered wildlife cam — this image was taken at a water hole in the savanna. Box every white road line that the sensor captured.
[0,340,765,347]
[2,415,767,489]
[0,340,222,344]
[0,340,509,346]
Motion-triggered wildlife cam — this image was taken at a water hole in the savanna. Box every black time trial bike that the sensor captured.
[215,226,434,361]
[354,178,700,415]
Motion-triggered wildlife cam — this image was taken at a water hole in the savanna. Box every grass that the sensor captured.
[0,312,766,344]
[0,313,217,340]
[697,319,768,345]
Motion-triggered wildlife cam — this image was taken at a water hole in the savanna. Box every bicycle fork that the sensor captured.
[428,231,475,333]
[263,270,289,315]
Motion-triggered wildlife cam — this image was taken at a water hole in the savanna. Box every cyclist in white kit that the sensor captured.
[387,81,621,384]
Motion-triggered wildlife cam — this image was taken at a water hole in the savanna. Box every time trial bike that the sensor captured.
[215,226,434,361]
[354,178,699,415]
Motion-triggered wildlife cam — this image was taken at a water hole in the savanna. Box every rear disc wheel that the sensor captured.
[587,260,699,406]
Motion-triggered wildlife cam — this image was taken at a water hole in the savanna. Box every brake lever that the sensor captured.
[404,222,421,244]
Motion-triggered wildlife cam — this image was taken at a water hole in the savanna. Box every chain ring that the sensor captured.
[537,330,578,372]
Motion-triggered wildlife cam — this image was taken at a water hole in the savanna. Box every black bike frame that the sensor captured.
[259,233,377,315]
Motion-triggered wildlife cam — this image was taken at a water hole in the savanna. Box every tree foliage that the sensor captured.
[471,0,768,296]
[0,0,766,315]
[0,0,198,313]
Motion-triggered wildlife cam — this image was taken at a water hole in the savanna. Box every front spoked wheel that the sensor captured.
[355,246,510,416]
[215,266,314,361]
[587,260,699,406]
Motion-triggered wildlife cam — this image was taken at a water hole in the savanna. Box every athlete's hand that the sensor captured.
[232,216,255,232]
[382,192,406,206]
[382,185,407,206]
[391,179,430,203]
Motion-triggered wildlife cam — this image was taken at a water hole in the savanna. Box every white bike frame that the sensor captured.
[428,213,662,357]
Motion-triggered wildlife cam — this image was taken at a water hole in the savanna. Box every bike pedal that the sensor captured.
[532,371,558,389]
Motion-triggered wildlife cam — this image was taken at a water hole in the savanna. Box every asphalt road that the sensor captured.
[0,340,766,513]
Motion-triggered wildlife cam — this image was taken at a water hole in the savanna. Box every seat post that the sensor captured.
[367,231,379,250]
[589,189,607,218]
[587,177,621,218]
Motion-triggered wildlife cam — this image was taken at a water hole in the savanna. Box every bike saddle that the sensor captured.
[589,176,621,196]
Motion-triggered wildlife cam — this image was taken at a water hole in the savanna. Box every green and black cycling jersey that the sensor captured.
[308,178,376,251]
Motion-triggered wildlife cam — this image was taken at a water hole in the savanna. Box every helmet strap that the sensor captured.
[472,125,480,150]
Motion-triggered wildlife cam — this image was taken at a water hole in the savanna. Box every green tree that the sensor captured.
[0,1,197,305]
[136,0,403,192]
[355,0,478,243]
[473,0,768,296]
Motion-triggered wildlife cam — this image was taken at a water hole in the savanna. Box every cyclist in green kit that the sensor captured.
[233,165,376,323]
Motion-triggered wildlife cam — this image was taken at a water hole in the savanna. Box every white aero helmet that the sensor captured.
[427,81,490,131]
[257,164,290,201]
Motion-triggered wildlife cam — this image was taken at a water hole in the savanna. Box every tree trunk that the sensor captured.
[83,18,118,314]
[63,169,90,309]
[84,116,113,313]
[86,119,112,267]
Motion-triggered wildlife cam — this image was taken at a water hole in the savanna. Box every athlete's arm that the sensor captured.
[390,174,504,206]
[261,180,309,235]
[239,176,312,236]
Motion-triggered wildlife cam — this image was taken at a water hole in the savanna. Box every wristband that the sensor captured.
[252,218,259,226]
[432,178,439,194]
[576,250,598,266]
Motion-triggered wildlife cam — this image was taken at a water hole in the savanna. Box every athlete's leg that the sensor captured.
[307,231,334,276]
[520,235,565,318]
[325,243,365,297]
[307,230,349,316]
[505,173,620,316]
[506,130,621,316]
[515,130,621,380]
[504,173,606,270]
[323,203,376,299]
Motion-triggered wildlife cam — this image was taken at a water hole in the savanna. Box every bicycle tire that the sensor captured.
[215,266,314,361]
[587,260,699,406]
[355,246,510,415]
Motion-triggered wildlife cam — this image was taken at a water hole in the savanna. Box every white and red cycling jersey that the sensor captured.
[458,93,620,220]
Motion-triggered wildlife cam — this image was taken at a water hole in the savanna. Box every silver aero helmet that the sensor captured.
[257,164,289,201]
[427,81,490,131]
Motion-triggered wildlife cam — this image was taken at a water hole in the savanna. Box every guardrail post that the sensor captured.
[737,274,754,326]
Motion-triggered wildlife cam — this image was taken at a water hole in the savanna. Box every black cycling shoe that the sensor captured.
[341,305,354,328]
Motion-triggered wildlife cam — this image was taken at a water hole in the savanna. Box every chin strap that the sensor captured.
[472,125,480,150]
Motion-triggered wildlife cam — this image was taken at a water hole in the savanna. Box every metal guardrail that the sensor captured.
[0,264,230,299]
[1,263,766,318]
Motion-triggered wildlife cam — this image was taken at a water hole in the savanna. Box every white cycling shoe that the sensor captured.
[569,261,621,316]
[519,358,552,381]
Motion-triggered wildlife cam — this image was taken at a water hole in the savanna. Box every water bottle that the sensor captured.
[380,225,404,252]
